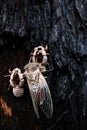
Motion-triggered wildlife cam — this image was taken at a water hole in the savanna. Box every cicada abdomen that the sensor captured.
[12,87,24,97]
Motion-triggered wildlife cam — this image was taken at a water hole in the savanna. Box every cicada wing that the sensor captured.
[25,76,39,119]
[38,73,53,119]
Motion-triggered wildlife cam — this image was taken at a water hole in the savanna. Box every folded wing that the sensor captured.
[38,73,53,119]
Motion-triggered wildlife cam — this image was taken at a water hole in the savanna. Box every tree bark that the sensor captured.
[0,0,87,130]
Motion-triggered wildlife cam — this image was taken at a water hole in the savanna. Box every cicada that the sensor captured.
[8,68,24,97]
[24,63,53,119]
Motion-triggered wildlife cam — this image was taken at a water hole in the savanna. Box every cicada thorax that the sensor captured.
[25,63,40,85]
[9,68,24,97]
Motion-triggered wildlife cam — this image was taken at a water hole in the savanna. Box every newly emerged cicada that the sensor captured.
[24,63,53,119]
[8,68,24,97]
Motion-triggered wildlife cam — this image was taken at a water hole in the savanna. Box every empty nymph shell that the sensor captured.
[9,68,24,97]
[31,46,48,67]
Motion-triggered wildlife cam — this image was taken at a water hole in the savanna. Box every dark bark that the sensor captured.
[0,0,87,130]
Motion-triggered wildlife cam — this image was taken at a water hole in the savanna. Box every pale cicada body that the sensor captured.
[24,63,53,119]
[9,68,24,97]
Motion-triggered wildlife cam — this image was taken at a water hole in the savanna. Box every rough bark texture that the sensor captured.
[0,0,87,130]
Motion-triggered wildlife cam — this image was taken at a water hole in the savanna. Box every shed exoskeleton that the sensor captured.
[9,68,24,97]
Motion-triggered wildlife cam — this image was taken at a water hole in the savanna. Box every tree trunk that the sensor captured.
[0,0,87,130]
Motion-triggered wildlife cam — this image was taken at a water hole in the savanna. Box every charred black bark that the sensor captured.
[0,0,87,130]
